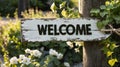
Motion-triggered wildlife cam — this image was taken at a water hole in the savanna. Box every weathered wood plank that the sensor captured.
[21,18,110,42]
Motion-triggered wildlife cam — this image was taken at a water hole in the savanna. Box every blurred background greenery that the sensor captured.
[0,0,78,17]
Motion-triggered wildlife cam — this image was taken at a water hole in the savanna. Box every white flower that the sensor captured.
[49,49,58,56]
[74,48,80,53]
[66,41,73,48]
[57,53,63,60]
[64,62,70,67]
[25,48,31,54]
[10,56,18,64]
[22,57,31,65]
[19,54,26,63]
[40,47,44,51]
[18,54,31,65]
[30,50,42,58]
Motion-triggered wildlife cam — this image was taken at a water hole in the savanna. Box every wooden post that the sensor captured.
[78,0,108,67]
[79,0,106,17]
[18,0,29,17]
[83,42,108,67]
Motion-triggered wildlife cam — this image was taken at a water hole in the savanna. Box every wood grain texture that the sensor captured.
[21,18,110,42]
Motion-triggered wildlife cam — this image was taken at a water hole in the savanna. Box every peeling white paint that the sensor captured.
[21,18,110,42]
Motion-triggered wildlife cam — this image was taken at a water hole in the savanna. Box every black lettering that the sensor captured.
[59,24,66,35]
[66,24,75,35]
[37,25,47,35]
[48,25,53,35]
[86,24,92,35]
[76,24,86,35]
[54,25,59,35]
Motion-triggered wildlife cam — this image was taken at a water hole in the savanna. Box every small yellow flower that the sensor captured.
[105,1,110,5]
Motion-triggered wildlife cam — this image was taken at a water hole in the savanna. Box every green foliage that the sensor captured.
[91,1,120,66]
[21,8,57,19]
[30,0,50,10]
[50,1,80,18]
[0,15,25,63]
[26,41,83,65]
[101,38,119,66]
[0,0,18,17]
[3,48,70,67]
[0,0,50,17]
[50,3,58,13]
[91,0,120,29]
[71,0,78,8]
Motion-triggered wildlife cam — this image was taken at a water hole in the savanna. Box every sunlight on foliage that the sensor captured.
[50,1,80,18]
[50,3,58,12]
[22,8,57,19]
[91,0,120,29]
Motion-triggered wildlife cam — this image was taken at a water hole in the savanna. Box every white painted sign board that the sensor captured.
[21,18,110,42]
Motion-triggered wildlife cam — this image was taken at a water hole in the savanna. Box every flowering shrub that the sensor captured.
[2,48,72,67]
[26,41,83,66]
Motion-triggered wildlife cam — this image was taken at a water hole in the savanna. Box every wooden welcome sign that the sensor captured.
[21,18,110,42]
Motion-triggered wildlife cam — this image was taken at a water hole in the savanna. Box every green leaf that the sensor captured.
[100,12,105,17]
[48,62,54,67]
[97,21,104,29]
[113,15,120,24]
[100,5,106,9]
[28,64,34,67]
[43,41,50,46]
[60,43,67,47]
[110,44,118,51]
[50,3,57,12]
[59,1,66,9]
[108,58,118,66]
[90,9,100,14]
[100,11,108,17]
[54,58,60,65]
[107,51,113,57]
[103,20,110,26]
[102,46,110,54]
[106,5,114,10]
[61,9,68,17]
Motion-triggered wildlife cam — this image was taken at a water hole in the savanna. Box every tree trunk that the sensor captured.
[78,0,108,67]
[83,42,108,67]
[18,0,29,17]
[79,0,106,17]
